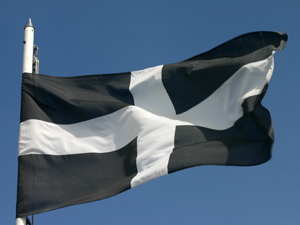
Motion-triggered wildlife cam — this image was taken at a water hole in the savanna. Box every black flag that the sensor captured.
[17,31,287,217]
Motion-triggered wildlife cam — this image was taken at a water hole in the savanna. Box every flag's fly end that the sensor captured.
[279,32,288,50]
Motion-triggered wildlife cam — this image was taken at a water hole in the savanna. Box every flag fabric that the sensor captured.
[17,31,287,217]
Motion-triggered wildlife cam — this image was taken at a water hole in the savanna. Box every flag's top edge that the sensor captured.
[23,31,287,79]
[22,71,132,79]
[185,31,288,62]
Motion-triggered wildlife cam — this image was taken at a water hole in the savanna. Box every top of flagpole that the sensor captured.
[22,18,35,74]
[24,18,34,29]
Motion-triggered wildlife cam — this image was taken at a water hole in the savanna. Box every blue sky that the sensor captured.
[1,0,299,224]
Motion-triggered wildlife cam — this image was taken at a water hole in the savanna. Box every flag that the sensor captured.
[17,31,287,217]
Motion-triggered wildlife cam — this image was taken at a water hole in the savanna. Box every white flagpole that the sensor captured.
[22,18,34,73]
[16,217,26,225]
[16,18,35,225]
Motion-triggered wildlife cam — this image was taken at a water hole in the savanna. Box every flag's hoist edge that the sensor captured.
[17,31,287,217]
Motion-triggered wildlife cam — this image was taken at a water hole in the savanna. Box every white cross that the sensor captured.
[18,55,274,188]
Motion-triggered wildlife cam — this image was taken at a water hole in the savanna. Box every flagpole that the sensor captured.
[16,18,35,225]
[22,18,34,73]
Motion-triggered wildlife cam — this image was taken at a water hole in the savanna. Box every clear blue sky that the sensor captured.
[1,0,299,224]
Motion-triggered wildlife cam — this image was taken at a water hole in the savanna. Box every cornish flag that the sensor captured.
[17,31,287,217]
